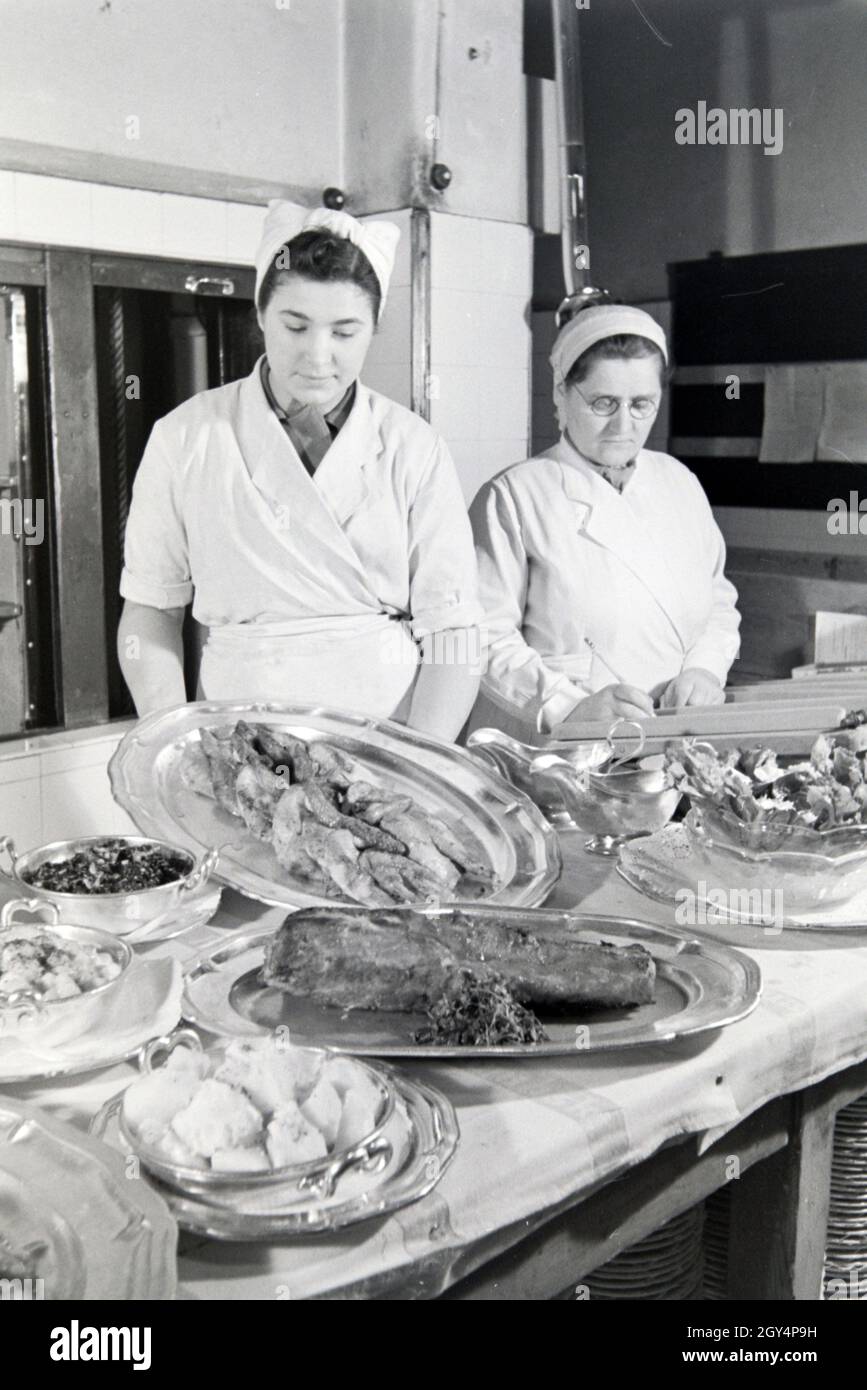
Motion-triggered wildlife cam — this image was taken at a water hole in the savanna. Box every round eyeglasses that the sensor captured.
[571,385,660,420]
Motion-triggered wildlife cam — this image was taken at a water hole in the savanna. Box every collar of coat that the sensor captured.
[552,433,689,654]
[240,358,386,528]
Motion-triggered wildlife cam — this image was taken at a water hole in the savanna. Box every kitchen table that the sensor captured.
[4,831,867,1301]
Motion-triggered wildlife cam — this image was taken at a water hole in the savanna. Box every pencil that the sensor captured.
[584,637,628,687]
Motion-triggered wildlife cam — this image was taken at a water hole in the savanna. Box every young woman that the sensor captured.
[470,294,741,737]
[118,201,481,741]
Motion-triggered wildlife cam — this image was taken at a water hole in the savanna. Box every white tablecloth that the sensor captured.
[4,837,867,1299]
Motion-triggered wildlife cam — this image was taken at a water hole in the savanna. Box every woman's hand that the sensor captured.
[659,667,725,709]
[569,683,655,724]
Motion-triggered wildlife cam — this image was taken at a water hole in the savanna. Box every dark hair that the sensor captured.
[562,288,668,387]
[258,228,381,319]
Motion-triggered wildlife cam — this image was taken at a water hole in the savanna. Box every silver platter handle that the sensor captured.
[138,1026,203,1074]
[90,1093,122,1142]
[179,846,220,898]
[299,1133,393,1201]
[605,719,647,770]
[0,991,44,1031]
[0,899,62,1030]
[1,896,61,928]
[0,836,22,886]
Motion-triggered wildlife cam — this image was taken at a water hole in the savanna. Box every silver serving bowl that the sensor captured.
[684,805,867,915]
[0,898,133,1044]
[532,756,682,855]
[466,727,613,821]
[117,1030,395,1199]
[0,835,219,935]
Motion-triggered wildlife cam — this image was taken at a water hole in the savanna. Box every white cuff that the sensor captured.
[537,679,587,734]
[681,647,731,687]
[120,567,193,610]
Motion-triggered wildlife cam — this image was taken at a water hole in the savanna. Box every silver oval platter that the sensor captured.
[181,910,762,1059]
[109,702,561,911]
[0,1096,177,1298]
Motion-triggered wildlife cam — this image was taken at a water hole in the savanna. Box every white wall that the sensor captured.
[346,0,527,222]
[0,0,527,221]
[359,209,413,408]
[0,724,137,849]
[428,212,533,500]
[0,0,343,198]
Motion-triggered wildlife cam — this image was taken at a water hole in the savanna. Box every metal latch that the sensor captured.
[184,276,236,297]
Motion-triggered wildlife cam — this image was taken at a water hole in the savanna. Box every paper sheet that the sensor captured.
[813,611,867,665]
[759,364,823,462]
[817,362,867,462]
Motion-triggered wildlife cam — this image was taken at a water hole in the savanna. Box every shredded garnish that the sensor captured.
[414,970,549,1047]
[24,839,190,895]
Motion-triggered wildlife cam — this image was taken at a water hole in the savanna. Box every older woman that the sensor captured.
[118,201,481,740]
[470,295,740,737]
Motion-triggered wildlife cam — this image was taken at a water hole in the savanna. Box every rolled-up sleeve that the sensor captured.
[407,438,483,638]
[120,422,193,610]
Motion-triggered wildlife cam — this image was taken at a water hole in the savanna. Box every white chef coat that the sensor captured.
[120,359,481,717]
[469,436,741,736]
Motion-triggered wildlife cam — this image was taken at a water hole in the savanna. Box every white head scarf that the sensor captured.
[550,305,669,431]
[254,200,401,320]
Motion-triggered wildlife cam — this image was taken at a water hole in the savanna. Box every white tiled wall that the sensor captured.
[359,208,413,408]
[428,212,533,502]
[0,173,417,406]
[0,170,263,266]
[0,724,138,852]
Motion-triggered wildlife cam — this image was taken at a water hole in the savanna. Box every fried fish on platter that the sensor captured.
[269,786,326,885]
[182,719,494,905]
[377,809,461,889]
[425,812,493,881]
[262,907,656,1012]
[270,783,306,842]
[342,782,413,824]
[301,826,394,907]
[268,789,390,901]
[361,850,452,903]
[302,781,407,854]
[235,761,285,839]
[199,727,242,815]
[246,724,316,782]
[243,724,359,790]
[178,742,216,800]
[309,743,358,789]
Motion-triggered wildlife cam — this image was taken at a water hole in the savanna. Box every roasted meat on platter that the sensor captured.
[262,907,656,1012]
[179,721,492,906]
